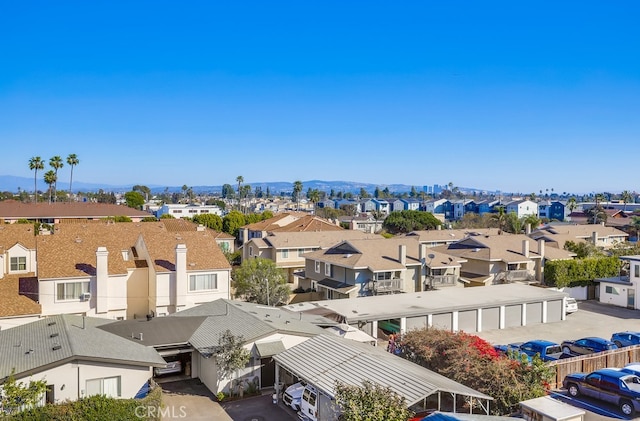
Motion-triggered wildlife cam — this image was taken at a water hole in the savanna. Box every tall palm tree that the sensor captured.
[66,154,79,199]
[49,156,64,202]
[236,176,244,212]
[44,170,56,204]
[292,180,303,211]
[28,156,44,203]
[308,189,321,214]
[621,190,632,212]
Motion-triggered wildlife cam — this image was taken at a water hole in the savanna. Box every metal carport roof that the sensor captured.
[273,334,492,408]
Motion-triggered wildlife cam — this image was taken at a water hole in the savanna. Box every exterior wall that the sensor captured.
[15,360,152,403]
[599,282,631,308]
[5,244,37,277]
[0,315,41,331]
[154,272,174,315]
[461,259,489,276]
[127,267,150,320]
[185,269,231,308]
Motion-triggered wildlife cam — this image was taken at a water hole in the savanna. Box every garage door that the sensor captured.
[457,310,477,333]
[481,307,499,331]
[505,304,522,328]
[406,316,428,331]
[547,299,562,322]
[527,302,542,324]
[432,313,452,330]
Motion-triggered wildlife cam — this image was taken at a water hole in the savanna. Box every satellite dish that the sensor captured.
[428,254,435,259]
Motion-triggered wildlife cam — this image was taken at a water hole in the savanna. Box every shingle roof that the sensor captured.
[243,213,342,233]
[97,316,208,347]
[0,274,41,318]
[0,224,38,252]
[35,221,231,278]
[272,334,492,406]
[0,315,165,380]
[0,200,151,219]
[263,231,380,249]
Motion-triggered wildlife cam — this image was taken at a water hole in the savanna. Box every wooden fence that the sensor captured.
[547,345,640,389]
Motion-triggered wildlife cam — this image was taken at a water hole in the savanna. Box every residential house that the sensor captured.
[400,198,421,211]
[537,201,567,221]
[595,255,640,310]
[302,237,466,299]
[160,218,235,253]
[359,199,376,213]
[0,200,151,224]
[101,299,332,395]
[452,200,477,220]
[155,203,223,219]
[242,230,381,288]
[406,228,504,248]
[388,199,405,213]
[316,199,335,209]
[424,199,448,218]
[431,233,575,286]
[372,199,391,214]
[528,223,629,250]
[476,199,501,215]
[238,213,341,246]
[505,199,538,218]
[0,314,165,404]
[338,214,381,234]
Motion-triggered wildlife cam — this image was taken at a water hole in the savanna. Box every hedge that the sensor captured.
[544,256,621,288]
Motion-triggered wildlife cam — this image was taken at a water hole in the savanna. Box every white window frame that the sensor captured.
[56,281,90,301]
[10,256,27,272]
[324,263,331,277]
[635,264,640,279]
[85,376,121,398]
[315,261,321,273]
[282,249,289,258]
[189,273,218,291]
[249,246,253,256]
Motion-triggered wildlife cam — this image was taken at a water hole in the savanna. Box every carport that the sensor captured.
[273,334,493,420]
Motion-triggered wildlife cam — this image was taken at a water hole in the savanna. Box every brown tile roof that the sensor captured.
[0,224,37,252]
[36,222,231,278]
[161,218,199,232]
[270,215,343,233]
[0,200,151,219]
[0,273,41,317]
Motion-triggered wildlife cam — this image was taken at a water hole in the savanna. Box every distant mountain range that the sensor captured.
[0,175,485,196]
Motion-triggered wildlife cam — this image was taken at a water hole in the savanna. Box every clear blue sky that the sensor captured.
[1,1,639,195]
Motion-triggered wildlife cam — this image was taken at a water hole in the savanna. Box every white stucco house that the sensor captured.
[595,255,640,310]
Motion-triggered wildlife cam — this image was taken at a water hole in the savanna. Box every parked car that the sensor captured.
[611,331,640,348]
[495,340,565,362]
[563,368,640,416]
[283,381,306,411]
[561,336,617,356]
[622,363,640,377]
[565,297,578,314]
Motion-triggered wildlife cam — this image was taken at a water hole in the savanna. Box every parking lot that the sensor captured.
[475,300,640,346]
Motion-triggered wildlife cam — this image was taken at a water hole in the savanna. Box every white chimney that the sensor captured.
[96,247,109,314]
[175,244,187,308]
[537,239,545,259]
[419,243,427,263]
[399,244,407,266]
[522,240,530,258]
[592,231,598,245]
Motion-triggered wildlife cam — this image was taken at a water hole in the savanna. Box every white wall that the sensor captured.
[599,282,630,308]
[13,360,152,403]
[0,315,41,331]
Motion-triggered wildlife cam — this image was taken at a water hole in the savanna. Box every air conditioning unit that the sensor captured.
[80,292,91,301]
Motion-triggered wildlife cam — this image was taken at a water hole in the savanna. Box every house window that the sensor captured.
[298,248,306,257]
[189,274,217,291]
[189,210,197,213]
[219,242,230,252]
[249,246,253,256]
[605,285,619,295]
[325,263,331,276]
[86,376,121,398]
[173,210,182,214]
[507,264,518,271]
[635,264,640,278]
[56,282,90,301]
[315,261,321,273]
[282,249,289,258]
[375,272,392,281]
[10,256,26,271]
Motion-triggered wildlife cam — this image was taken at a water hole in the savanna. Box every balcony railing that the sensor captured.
[365,278,403,295]
[425,274,458,289]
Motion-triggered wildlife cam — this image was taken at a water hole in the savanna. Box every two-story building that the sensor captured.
[505,199,538,218]
[238,213,341,246]
[154,203,223,219]
[596,255,640,310]
[529,223,628,250]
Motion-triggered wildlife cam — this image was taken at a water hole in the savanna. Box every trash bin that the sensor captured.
[272,393,278,404]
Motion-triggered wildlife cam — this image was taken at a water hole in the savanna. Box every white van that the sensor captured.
[298,383,340,421]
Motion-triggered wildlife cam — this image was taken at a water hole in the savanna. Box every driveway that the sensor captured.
[160,379,232,421]
[221,393,299,421]
[475,300,640,346]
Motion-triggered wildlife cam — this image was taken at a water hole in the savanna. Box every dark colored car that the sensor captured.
[611,331,640,348]
[563,368,640,416]
[561,336,618,356]
[495,340,564,362]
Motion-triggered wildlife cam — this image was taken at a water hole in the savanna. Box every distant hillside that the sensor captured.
[0,175,482,196]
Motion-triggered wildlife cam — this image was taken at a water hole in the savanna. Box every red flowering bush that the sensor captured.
[398,328,554,415]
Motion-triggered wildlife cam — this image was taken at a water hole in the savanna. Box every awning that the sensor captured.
[317,278,358,294]
[255,340,286,358]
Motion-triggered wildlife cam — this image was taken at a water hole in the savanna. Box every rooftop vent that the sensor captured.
[52,344,62,351]
[47,321,57,326]
[50,333,59,338]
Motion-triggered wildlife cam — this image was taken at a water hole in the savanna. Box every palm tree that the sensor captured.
[371,209,385,233]
[44,170,56,204]
[49,156,64,202]
[236,176,244,212]
[292,180,303,211]
[309,189,321,214]
[491,206,506,231]
[66,153,79,200]
[28,156,44,203]
[621,190,632,212]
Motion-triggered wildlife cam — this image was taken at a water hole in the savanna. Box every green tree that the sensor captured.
[48,156,64,202]
[370,210,386,233]
[621,190,632,212]
[236,176,244,211]
[564,240,604,259]
[382,210,441,234]
[566,197,577,215]
[66,153,79,199]
[192,213,223,231]
[523,213,542,231]
[133,185,151,201]
[335,380,413,421]
[0,369,48,415]
[585,205,607,225]
[233,257,290,306]
[43,170,56,204]
[309,189,321,213]
[504,212,524,233]
[359,188,369,199]
[222,210,246,237]
[124,191,145,210]
[28,156,44,203]
[209,330,251,393]
[221,183,235,199]
[292,180,303,211]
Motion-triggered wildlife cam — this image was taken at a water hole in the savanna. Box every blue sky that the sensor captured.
[1,1,639,195]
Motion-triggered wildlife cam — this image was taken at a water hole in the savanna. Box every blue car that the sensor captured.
[561,336,618,356]
[611,331,640,348]
[495,340,564,362]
